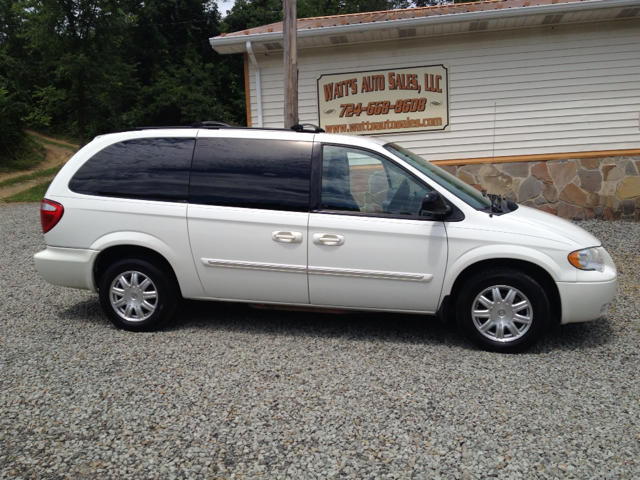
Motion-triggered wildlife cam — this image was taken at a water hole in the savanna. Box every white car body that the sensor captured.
[34,127,617,351]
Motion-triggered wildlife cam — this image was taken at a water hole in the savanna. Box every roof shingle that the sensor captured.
[217,0,586,38]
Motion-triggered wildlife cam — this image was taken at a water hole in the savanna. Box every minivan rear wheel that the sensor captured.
[99,258,178,331]
[456,269,551,353]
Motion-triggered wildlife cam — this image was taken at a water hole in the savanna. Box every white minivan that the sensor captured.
[34,124,617,352]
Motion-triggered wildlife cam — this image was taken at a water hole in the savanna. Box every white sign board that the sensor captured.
[317,65,449,135]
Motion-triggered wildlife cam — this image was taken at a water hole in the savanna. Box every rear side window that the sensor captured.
[189,138,312,212]
[69,138,195,202]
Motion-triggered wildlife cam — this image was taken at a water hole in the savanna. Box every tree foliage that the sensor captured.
[16,0,139,144]
[2,0,229,146]
[0,79,26,161]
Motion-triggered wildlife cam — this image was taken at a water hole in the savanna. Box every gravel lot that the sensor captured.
[1,202,639,480]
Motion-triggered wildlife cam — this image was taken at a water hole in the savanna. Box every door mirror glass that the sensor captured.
[421,192,452,219]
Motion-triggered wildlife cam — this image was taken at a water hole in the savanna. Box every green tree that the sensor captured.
[0,0,30,163]
[121,0,242,127]
[222,0,282,31]
[11,0,138,145]
[6,0,239,142]
[0,80,25,163]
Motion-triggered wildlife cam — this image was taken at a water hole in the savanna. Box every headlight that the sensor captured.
[568,247,604,272]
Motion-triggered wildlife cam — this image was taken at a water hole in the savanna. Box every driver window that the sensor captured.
[321,145,429,216]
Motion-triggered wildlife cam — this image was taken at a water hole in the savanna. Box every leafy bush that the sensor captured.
[0,81,46,173]
[0,79,28,167]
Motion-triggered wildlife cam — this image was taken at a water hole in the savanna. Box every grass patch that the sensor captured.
[29,135,78,152]
[0,138,47,174]
[3,179,51,203]
[0,165,62,188]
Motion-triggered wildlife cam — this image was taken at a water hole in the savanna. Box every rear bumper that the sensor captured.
[557,278,617,324]
[34,247,99,292]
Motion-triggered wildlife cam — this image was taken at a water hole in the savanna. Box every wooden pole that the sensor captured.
[283,0,298,128]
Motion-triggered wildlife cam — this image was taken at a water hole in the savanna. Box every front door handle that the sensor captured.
[272,231,303,243]
[312,233,345,246]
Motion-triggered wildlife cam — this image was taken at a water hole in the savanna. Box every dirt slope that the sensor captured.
[0,133,78,200]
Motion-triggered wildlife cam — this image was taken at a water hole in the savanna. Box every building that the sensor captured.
[210,0,640,221]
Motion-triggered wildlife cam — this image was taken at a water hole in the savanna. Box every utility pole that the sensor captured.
[283,0,298,128]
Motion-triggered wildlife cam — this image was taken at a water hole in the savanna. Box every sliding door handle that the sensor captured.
[272,231,303,243]
[312,233,345,246]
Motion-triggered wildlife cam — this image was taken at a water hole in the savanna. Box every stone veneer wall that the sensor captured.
[438,156,640,222]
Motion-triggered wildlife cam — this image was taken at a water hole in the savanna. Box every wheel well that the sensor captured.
[93,245,179,292]
[446,258,561,324]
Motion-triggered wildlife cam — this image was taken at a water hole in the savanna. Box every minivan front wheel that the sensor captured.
[99,258,178,331]
[456,269,551,353]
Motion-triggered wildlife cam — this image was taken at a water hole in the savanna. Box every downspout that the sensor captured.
[246,41,263,128]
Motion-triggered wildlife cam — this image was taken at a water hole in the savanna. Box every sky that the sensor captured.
[214,0,234,17]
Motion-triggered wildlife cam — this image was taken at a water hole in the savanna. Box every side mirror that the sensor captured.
[421,192,452,219]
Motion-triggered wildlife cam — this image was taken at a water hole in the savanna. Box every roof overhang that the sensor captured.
[210,0,640,55]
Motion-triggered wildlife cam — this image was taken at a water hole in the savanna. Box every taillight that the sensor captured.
[41,199,64,234]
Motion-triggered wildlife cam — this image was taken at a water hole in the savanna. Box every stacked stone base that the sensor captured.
[439,156,640,222]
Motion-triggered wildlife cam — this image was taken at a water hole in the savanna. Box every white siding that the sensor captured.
[247,19,640,161]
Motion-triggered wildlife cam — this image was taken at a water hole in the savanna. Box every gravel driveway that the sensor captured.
[1,203,639,480]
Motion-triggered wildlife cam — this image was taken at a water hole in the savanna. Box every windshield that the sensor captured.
[384,143,491,210]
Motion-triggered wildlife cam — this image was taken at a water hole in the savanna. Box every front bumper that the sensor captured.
[34,247,99,292]
[557,278,617,324]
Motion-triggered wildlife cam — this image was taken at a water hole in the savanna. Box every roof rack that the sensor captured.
[191,121,233,128]
[291,123,325,133]
[122,122,327,134]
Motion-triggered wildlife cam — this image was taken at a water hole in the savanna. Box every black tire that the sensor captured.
[455,269,551,353]
[99,258,179,332]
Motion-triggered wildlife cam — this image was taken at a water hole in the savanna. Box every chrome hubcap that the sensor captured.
[471,285,532,343]
[109,271,158,322]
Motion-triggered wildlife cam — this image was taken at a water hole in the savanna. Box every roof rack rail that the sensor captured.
[191,121,233,128]
[125,126,191,131]
[291,123,325,133]
[122,122,325,134]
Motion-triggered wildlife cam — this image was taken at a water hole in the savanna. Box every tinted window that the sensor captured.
[69,138,195,202]
[321,145,429,216]
[189,138,312,212]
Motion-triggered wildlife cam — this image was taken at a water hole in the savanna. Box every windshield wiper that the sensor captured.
[481,189,503,214]
[480,189,519,216]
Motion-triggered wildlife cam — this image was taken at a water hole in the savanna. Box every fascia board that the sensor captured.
[209,0,640,53]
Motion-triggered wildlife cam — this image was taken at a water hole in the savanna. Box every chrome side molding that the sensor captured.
[201,258,306,274]
[308,266,433,283]
[202,258,433,282]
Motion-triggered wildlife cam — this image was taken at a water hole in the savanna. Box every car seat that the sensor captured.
[321,151,361,211]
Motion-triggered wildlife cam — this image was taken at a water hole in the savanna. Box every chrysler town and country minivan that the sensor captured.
[34,125,617,352]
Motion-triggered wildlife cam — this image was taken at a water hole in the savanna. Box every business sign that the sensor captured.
[317,65,449,135]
